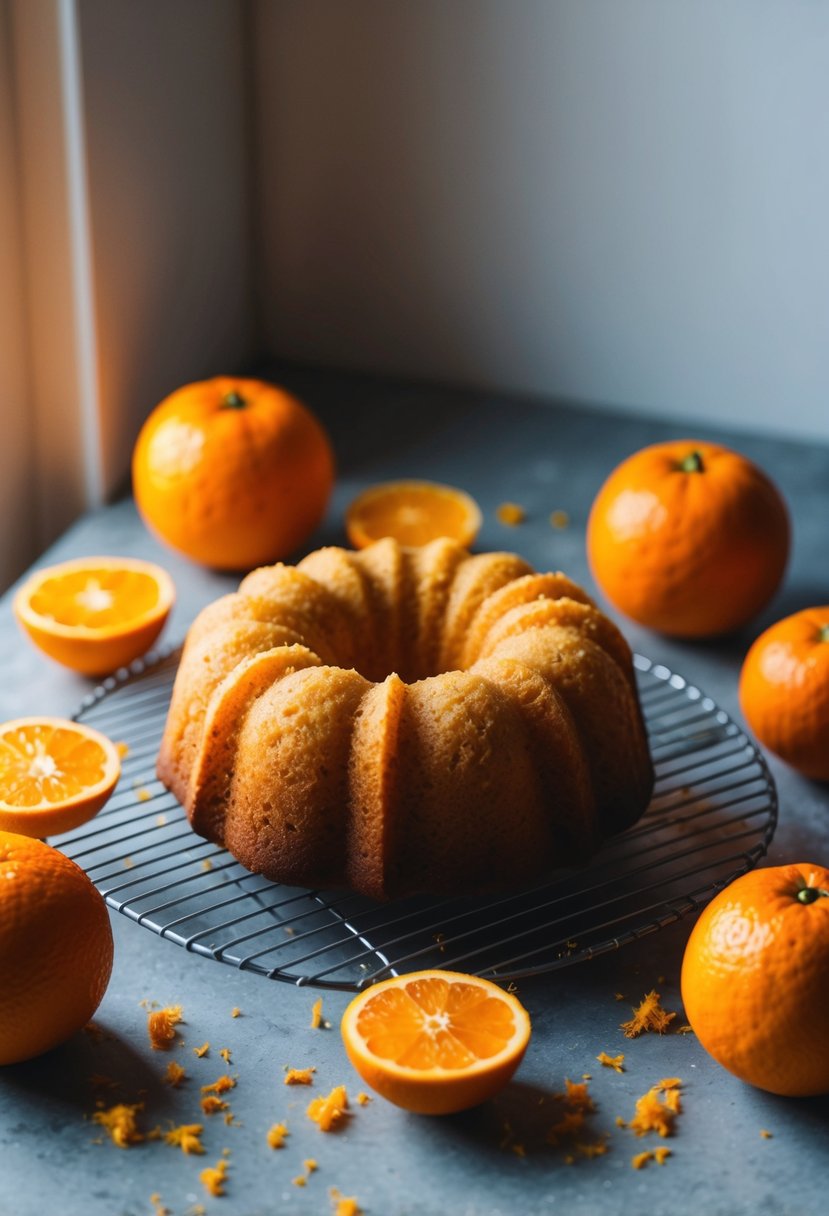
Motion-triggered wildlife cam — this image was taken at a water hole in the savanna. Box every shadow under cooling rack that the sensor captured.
[56,649,777,991]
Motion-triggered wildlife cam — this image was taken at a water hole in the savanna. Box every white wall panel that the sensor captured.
[78,0,254,493]
[0,1,38,587]
[253,0,829,442]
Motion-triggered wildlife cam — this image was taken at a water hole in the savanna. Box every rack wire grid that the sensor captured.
[58,647,777,991]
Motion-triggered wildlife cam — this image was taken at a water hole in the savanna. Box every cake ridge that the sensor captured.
[158,538,654,899]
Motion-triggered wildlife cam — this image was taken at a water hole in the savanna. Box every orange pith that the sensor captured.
[345,481,482,549]
[0,718,120,837]
[14,556,174,675]
[341,970,531,1115]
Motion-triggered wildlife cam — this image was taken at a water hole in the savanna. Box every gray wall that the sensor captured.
[254,0,829,441]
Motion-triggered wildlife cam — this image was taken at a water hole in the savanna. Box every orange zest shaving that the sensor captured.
[284,1067,316,1086]
[163,1061,186,1088]
[556,1078,595,1112]
[355,1092,372,1106]
[193,1042,210,1058]
[760,1128,773,1139]
[307,1085,349,1132]
[330,1190,362,1216]
[546,1110,585,1145]
[199,1158,229,1197]
[201,1095,229,1116]
[597,1051,625,1073]
[219,1047,232,1064]
[164,1123,205,1155]
[231,1007,241,1018]
[632,1150,653,1169]
[654,1147,672,1164]
[310,997,323,1028]
[201,1075,236,1096]
[148,1005,183,1050]
[496,502,525,526]
[149,1194,169,1216]
[627,1086,680,1138]
[136,788,152,802]
[620,991,676,1038]
[92,1102,144,1147]
[267,1122,288,1149]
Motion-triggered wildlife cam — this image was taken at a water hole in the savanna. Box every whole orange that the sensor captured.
[0,831,114,1065]
[586,440,789,637]
[739,608,829,781]
[680,863,829,1096]
[132,377,335,570]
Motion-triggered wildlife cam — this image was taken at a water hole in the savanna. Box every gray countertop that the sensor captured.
[1,365,827,1216]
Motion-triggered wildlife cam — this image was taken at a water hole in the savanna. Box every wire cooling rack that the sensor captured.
[57,648,777,991]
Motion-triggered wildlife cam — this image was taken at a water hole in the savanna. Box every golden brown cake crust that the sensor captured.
[158,539,654,899]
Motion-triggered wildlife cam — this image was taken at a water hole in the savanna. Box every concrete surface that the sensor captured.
[0,365,826,1216]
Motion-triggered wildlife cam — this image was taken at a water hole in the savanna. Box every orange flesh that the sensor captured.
[28,567,160,628]
[355,977,517,1069]
[0,723,109,807]
[347,483,480,548]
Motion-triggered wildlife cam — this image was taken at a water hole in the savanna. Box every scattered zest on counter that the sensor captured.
[199,1158,229,1198]
[148,1005,183,1050]
[596,1052,625,1073]
[219,1047,232,1064]
[164,1123,205,1155]
[631,1147,671,1169]
[201,1095,229,1116]
[193,1042,210,1058]
[149,1193,169,1216]
[620,991,676,1038]
[555,1079,595,1113]
[292,1158,318,1188]
[231,1007,241,1018]
[627,1081,683,1138]
[163,1061,187,1088]
[267,1122,288,1149]
[307,1086,349,1132]
[92,1102,144,1148]
[201,1075,236,1096]
[311,997,329,1029]
[355,1092,372,1106]
[284,1067,316,1086]
[496,502,525,526]
[330,1188,362,1216]
[760,1129,774,1140]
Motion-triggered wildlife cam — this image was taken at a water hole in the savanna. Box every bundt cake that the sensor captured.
[157,538,653,900]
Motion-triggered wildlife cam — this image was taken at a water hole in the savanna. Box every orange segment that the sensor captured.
[340,969,531,1114]
[14,556,174,676]
[0,718,121,837]
[345,481,482,550]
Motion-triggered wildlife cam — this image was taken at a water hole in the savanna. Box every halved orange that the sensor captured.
[345,481,482,550]
[0,717,121,838]
[14,556,175,676]
[340,969,531,1114]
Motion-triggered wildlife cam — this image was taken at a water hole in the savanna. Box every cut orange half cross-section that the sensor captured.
[0,717,121,838]
[345,481,482,550]
[340,969,531,1114]
[14,556,175,676]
